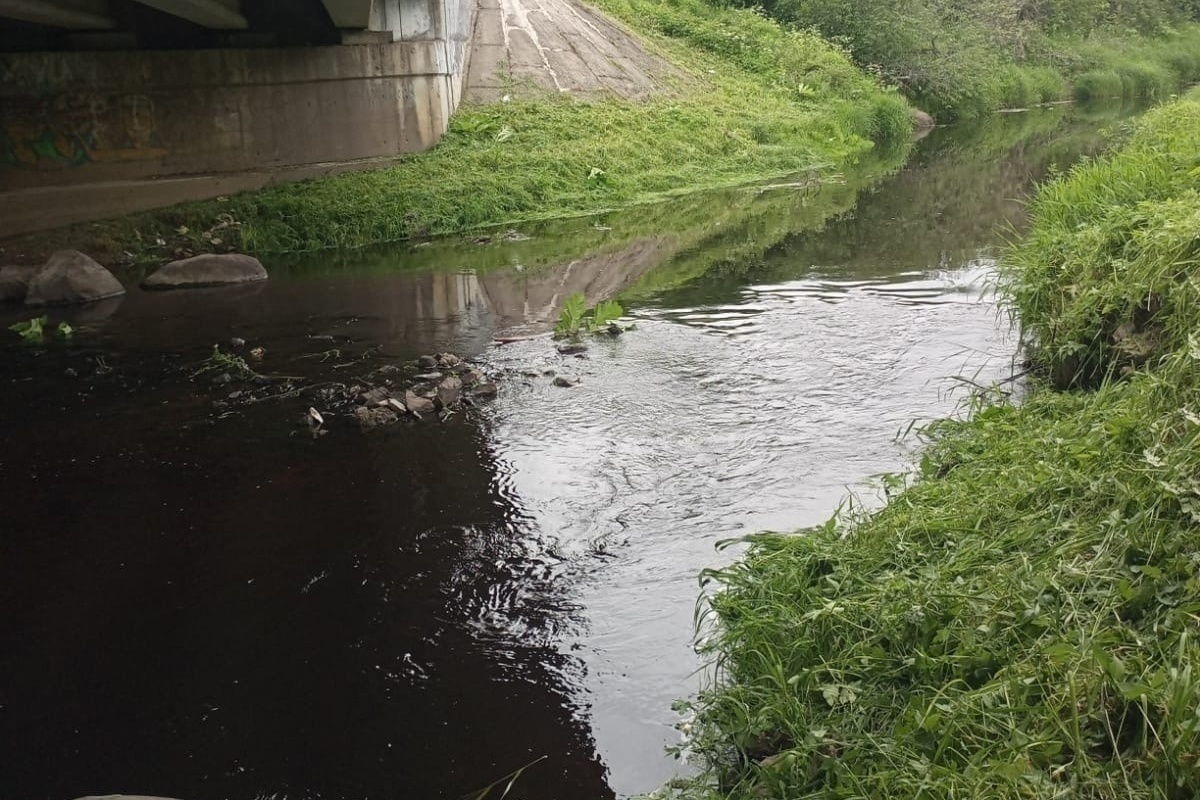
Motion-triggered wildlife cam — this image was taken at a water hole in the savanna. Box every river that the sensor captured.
[0,101,1141,800]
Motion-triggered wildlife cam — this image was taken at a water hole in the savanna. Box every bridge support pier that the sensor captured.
[0,0,475,236]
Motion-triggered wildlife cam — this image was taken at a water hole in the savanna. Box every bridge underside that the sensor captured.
[0,0,424,48]
[0,0,475,236]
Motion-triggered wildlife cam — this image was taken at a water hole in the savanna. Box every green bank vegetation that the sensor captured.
[675,96,1200,799]
[271,137,911,290]
[6,0,911,263]
[728,0,1200,119]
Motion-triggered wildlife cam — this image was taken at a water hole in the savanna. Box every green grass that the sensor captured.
[1068,28,1200,101]
[674,95,1200,800]
[1003,98,1200,387]
[907,25,1200,119]
[6,0,911,262]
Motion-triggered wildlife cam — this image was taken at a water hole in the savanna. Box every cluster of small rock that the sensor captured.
[0,249,267,308]
[348,352,498,429]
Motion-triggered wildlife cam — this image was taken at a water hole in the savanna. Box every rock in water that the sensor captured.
[417,355,438,370]
[142,253,268,289]
[436,376,463,408]
[473,382,499,397]
[25,251,125,306]
[405,390,435,416]
[0,266,38,303]
[353,405,399,429]
[357,386,391,406]
[556,342,589,355]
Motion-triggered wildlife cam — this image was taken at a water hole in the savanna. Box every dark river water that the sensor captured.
[0,102,1140,800]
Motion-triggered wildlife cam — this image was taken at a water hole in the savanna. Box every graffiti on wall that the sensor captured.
[1,92,167,170]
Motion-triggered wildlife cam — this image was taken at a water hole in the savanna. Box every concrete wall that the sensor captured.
[0,0,476,236]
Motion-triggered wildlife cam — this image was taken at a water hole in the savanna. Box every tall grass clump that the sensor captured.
[1072,68,1126,100]
[675,95,1200,800]
[1025,66,1068,104]
[995,65,1065,108]
[1070,27,1200,100]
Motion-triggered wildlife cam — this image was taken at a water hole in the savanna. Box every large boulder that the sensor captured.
[142,253,267,290]
[0,266,38,303]
[25,251,125,306]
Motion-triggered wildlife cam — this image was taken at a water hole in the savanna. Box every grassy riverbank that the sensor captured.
[923,25,1200,119]
[675,96,1200,799]
[2,0,911,264]
[720,0,1200,120]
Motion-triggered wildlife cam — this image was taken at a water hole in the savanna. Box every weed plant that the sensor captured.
[677,95,1200,800]
[553,293,626,337]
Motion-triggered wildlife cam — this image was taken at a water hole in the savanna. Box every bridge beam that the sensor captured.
[131,0,247,29]
[321,0,374,28]
[0,0,115,28]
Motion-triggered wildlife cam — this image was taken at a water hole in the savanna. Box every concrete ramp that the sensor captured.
[464,0,676,102]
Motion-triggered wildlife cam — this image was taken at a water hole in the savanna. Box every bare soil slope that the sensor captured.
[463,0,677,102]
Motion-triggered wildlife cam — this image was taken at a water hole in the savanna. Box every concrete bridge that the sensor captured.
[0,0,475,235]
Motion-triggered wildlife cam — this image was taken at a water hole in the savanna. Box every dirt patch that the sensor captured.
[463,0,678,102]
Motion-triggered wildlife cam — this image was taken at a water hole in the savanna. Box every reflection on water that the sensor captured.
[468,103,1140,796]
[479,262,1011,795]
[0,102,1143,800]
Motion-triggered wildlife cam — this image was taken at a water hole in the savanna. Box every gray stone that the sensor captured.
[437,352,461,368]
[417,355,438,369]
[460,368,485,386]
[436,376,463,408]
[354,405,399,429]
[553,376,580,387]
[473,382,499,397]
[357,386,391,406]
[912,109,936,130]
[405,390,435,415]
[25,250,125,306]
[0,266,38,303]
[142,253,267,290]
[556,342,589,354]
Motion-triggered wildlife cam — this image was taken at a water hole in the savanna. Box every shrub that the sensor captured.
[1073,68,1125,99]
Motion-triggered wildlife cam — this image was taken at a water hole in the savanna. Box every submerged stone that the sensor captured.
[25,250,126,306]
[142,253,268,289]
[0,266,38,303]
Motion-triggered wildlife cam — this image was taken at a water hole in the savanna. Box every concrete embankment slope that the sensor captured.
[464,0,677,102]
